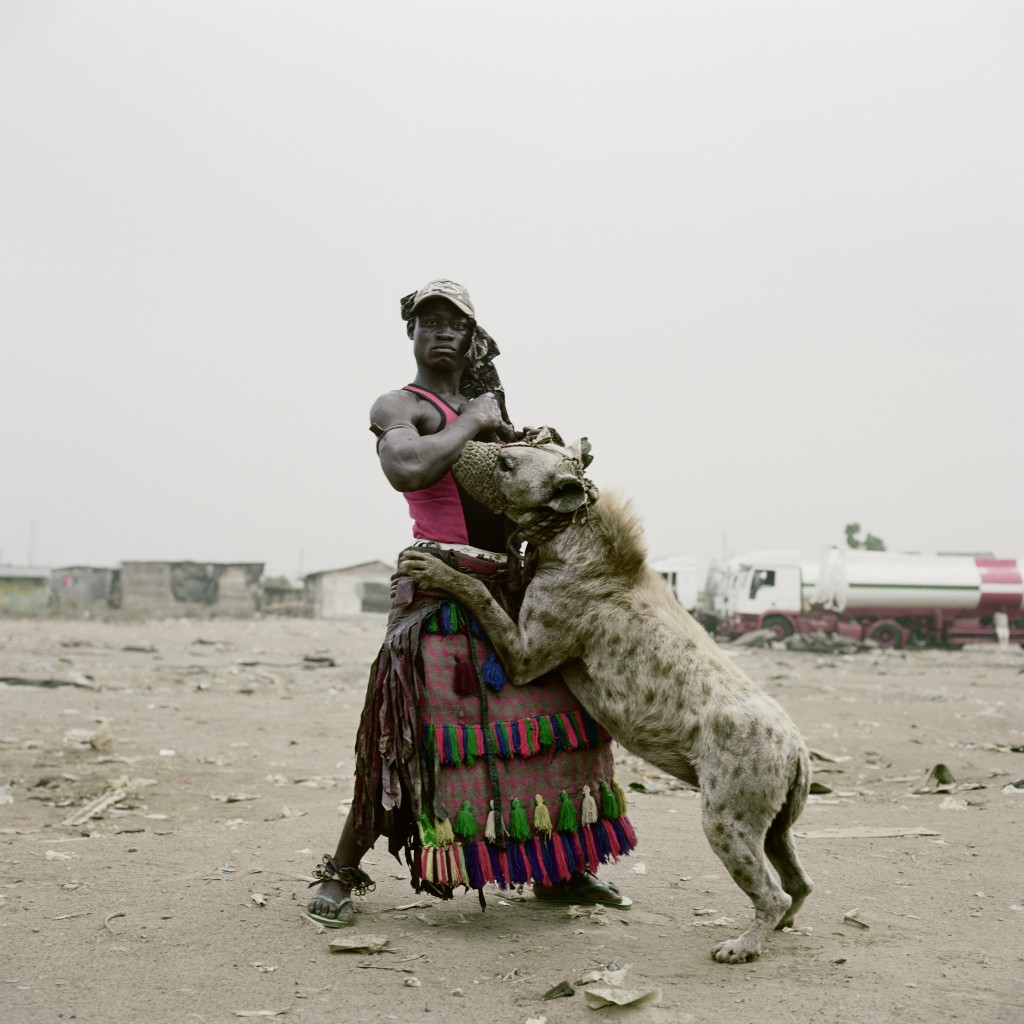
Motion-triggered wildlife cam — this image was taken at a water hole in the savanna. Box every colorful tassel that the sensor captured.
[538,715,555,751]
[453,800,478,841]
[419,811,437,848]
[556,791,577,832]
[551,832,572,881]
[612,778,629,816]
[484,800,496,842]
[465,725,479,766]
[532,794,553,836]
[452,653,477,696]
[582,825,600,872]
[434,815,454,847]
[508,799,531,842]
[580,784,598,826]
[482,653,506,692]
[600,780,619,819]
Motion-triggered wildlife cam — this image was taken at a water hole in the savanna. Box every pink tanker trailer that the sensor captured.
[714,548,1024,649]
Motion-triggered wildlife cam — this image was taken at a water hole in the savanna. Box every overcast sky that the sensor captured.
[2,0,1022,582]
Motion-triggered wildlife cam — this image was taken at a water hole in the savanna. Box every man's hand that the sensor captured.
[459,391,505,433]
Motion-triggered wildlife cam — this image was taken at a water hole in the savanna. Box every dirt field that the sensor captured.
[1,616,1022,1024]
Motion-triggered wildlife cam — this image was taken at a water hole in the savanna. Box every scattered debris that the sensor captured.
[0,785,13,805]
[0,675,96,690]
[1001,780,1024,794]
[631,862,647,874]
[234,1011,288,1019]
[843,908,869,929]
[809,748,852,763]
[302,655,336,668]
[543,980,575,1000]
[250,893,267,907]
[583,985,661,1009]
[329,934,389,954]
[809,782,833,794]
[122,644,157,653]
[939,796,969,811]
[794,826,939,839]
[210,793,261,803]
[61,777,157,827]
[103,911,126,932]
[404,977,421,988]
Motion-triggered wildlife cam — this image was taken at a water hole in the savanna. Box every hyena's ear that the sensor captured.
[573,437,594,469]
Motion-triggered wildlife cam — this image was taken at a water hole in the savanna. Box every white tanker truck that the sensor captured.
[714,547,1024,649]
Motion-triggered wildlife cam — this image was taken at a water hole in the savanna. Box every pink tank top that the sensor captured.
[400,385,507,550]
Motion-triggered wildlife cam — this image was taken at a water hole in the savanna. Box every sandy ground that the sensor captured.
[1,615,1022,1024]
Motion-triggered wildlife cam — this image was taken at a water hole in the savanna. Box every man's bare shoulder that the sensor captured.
[370,388,426,434]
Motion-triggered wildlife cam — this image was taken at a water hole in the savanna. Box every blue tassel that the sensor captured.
[507,842,529,885]
[540,834,559,879]
[482,653,507,692]
[494,723,510,758]
[487,844,507,888]
[464,843,484,890]
[551,714,567,751]
[592,821,611,861]
[469,615,482,638]
[525,839,544,882]
[579,709,601,744]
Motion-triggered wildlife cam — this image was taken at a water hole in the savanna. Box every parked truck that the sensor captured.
[714,547,1024,649]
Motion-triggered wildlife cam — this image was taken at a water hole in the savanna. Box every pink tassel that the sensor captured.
[582,825,600,873]
[452,653,476,697]
[496,849,510,888]
[561,713,579,748]
[551,833,571,882]
[477,842,495,885]
[601,818,622,857]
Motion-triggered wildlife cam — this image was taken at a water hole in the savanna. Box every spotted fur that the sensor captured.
[400,439,813,963]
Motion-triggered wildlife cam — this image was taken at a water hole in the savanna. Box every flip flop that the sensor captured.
[533,877,633,909]
[306,895,355,928]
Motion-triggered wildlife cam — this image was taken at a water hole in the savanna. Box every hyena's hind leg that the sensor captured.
[701,799,792,964]
[764,824,812,929]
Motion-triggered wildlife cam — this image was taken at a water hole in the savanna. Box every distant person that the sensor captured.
[993,607,1010,652]
[305,279,635,928]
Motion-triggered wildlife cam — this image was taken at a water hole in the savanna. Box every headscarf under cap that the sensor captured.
[399,284,511,430]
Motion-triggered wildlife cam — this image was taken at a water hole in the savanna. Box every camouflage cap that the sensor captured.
[408,279,475,318]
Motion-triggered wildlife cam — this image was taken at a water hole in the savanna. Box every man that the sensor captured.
[307,280,634,928]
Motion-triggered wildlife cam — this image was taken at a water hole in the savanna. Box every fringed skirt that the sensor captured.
[351,548,637,898]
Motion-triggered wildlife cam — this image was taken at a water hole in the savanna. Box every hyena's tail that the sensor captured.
[765,745,813,923]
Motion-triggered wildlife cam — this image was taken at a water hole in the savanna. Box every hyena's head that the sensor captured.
[454,436,598,536]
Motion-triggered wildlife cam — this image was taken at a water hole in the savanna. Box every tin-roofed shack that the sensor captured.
[52,566,118,616]
[305,561,393,618]
[118,561,264,617]
[0,567,52,616]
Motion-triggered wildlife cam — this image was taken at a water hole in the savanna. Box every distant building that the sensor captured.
[118,561,264,616]
[261,577,307,617]
[52,566,118,616]
[0,567,52,616]
[305,561,394,618]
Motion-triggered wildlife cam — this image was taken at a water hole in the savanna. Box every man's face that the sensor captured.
[411,298,473,372]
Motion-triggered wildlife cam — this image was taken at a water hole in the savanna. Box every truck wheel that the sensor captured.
[869,622,903,649]
[763,615,793,640]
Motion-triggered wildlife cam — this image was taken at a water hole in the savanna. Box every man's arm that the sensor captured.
[370,390,505,492]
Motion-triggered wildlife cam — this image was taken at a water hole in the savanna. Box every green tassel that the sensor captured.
[538,715,555,750]
[600,780,619,819]
[446,724,460,764]
[453,800,478,841]
[612,777,628,816]
[509,798,531,842]
[419,811,437,848]
[464,726,478,766]
[425,611,440,633]
[556,791,577,833]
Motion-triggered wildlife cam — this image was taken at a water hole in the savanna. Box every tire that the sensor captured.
[762,615,794,640]
[869,622,903,649]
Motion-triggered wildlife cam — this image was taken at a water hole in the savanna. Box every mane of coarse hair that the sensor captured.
[587,489,648,580]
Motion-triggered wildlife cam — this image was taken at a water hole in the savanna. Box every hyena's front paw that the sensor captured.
[398,550,458,590]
